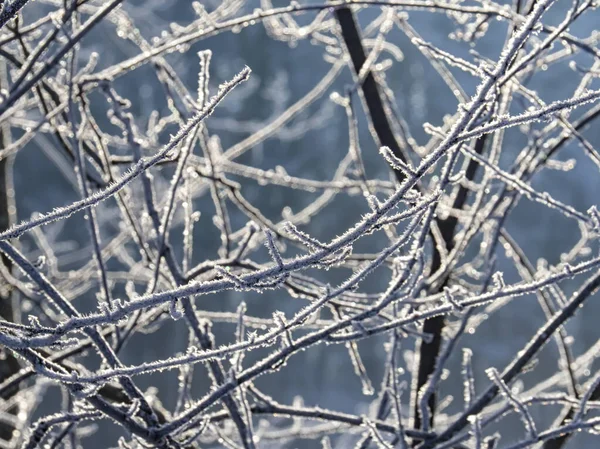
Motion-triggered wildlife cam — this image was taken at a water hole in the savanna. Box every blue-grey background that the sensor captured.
[12,1,600,447]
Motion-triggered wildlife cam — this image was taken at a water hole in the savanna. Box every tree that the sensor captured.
[0,0,600,448]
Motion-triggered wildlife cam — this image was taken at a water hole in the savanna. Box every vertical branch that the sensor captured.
[333,7,409,182]
[334,6,496,431]
[333,6,460,431]
[412,134,487,430]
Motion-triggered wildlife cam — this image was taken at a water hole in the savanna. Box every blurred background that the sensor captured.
[6,0,600,447]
